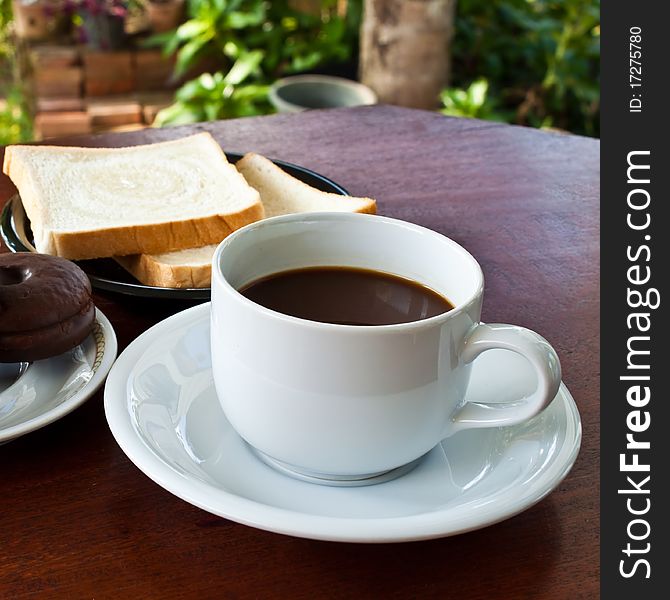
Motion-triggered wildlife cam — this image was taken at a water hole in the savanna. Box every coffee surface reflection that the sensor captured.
[239,266,454,326]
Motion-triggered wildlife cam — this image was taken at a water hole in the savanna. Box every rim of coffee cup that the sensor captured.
[212,212,485,332]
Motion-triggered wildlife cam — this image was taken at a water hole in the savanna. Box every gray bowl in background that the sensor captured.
[269,75,377,113]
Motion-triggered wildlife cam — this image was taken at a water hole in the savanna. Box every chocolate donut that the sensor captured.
[0,253,95,362]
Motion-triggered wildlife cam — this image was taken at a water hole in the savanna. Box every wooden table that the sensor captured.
[0,106,599,598]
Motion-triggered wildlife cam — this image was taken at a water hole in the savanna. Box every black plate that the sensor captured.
[1,153,349,299]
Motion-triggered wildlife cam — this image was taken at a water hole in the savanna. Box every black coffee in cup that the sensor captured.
[239,266,454,326]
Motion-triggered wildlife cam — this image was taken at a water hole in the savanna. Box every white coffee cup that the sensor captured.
[211,213,561,485]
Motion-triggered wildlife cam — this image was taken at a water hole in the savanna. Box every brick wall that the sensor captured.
[28,45,177,139]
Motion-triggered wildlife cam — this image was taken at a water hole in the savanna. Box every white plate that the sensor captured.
[1,308,117,443]
[104,303,581,543]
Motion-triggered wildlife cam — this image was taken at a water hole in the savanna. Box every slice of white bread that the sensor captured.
[115,244,219,289]
[116,152,377,288]
[235,152,376,218]
[2,133,263,260]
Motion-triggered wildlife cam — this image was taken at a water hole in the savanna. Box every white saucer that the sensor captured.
[104,303,581,543]
[1,308,117,443]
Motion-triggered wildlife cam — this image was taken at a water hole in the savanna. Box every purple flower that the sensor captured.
[64,0,130,17]
[109,5,127,18]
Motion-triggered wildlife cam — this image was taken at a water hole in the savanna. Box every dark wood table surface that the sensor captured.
[0,105,599,599]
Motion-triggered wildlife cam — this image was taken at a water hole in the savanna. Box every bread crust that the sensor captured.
[115,252,213,288]
[48,204,264,260]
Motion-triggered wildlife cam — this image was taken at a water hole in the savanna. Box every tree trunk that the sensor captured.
[360,0,456,110]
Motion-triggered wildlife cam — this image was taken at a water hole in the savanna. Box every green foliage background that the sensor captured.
[0,0,600,140]
[150,0,359,125]
[1,0,33,145]
[155,0,600,136]
[446,0,600,136]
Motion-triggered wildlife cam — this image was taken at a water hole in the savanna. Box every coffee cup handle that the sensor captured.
[451,323,562,430]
